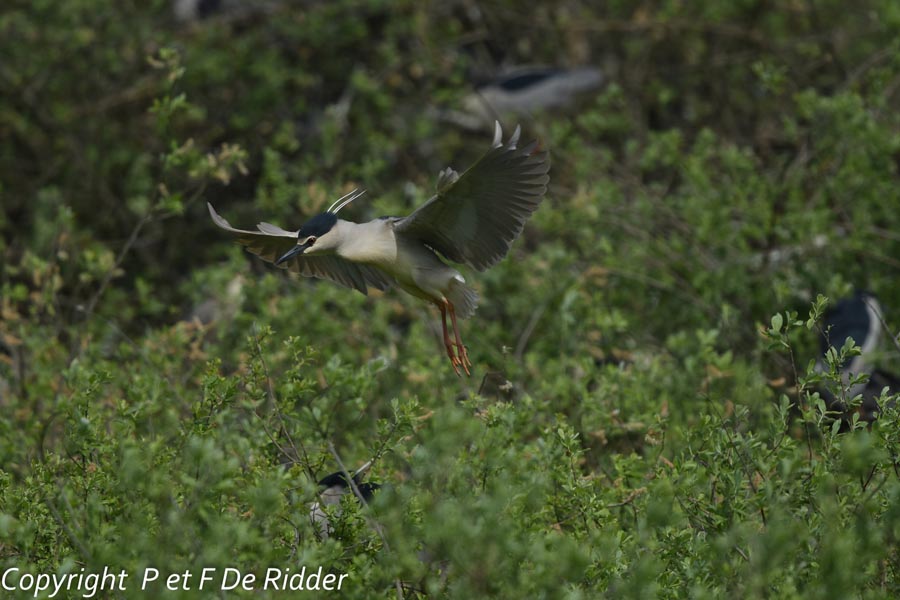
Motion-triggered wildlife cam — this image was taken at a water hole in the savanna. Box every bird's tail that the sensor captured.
[447,278,479,319]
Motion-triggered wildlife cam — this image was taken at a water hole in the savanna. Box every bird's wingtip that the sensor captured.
[509,124,522,149]
[207,202,235,231]
[207,202,221,219]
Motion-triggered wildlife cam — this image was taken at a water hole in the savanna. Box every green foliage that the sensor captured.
[2,1,900,598]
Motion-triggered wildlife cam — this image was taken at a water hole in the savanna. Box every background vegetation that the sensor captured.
[2,1,900,598]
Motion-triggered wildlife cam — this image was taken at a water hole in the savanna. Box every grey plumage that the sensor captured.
[815,292,898,426]
[394,124,548,271]
[208,203,394,295]
[816,292,883,400]
[449,66,605,130]
[208,122,550,374]
[309,462,378,539]
[172,0,276,23]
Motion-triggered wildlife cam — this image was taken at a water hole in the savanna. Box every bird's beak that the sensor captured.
[275,241,311,266]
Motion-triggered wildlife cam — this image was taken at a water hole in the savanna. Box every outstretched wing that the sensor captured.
[207,203,393,295]
[284,254,394,295]
[394,122,550,271]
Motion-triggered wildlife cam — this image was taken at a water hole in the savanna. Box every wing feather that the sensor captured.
[394,123,549,271]
[208,203,394,295]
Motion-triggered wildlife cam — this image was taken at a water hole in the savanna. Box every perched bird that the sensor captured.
[816,292,898,425]
[173,0,227,21]
[208,123,550,375]
[309,462,379,539]
[172,0,273,22]
[439,66,605,131]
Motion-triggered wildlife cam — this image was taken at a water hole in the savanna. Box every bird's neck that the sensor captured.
[334,219,397,265]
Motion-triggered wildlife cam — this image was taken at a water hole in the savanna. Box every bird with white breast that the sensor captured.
[208,123,549,375]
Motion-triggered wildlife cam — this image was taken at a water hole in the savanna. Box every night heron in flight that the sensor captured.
[208,123,550,375]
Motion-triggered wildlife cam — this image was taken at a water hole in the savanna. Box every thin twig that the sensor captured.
[74,183,208,361]
[514,302,547,361]
[44,488,92,561]
[863,297,900,356]
[369,419,401,467]
[80,213,152,321]
[278,515,302,561]
[570,17,768,45]
[327,442,404,600]
[251,329,314,478]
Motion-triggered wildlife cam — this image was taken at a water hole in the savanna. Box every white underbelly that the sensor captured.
[380,240,461,300]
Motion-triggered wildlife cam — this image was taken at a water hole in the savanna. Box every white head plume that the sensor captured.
[326,188,367,214]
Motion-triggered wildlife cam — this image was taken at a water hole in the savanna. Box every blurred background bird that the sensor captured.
[464,66,604,129]
[436,66,605,132]
[209,123,550,375]
[816,291,899,426]
[309,461,379,539]
[172,0,275,23]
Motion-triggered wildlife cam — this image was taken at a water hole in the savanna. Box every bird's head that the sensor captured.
[275,189,366,265]
[275,212,338,264]
[316,464,380,503]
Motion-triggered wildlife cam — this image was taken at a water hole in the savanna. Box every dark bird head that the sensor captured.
[310,464,380,539]
[172,0,222,21]
[820,291,881,367]
[317,470,354,490]
[275,212,338,265]
[317,468,380,503]
[492,68,563,92]
[275,189,366,265]
[355,482,381,501]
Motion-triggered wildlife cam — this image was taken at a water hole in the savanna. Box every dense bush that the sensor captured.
[1,1,899,598]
